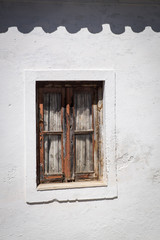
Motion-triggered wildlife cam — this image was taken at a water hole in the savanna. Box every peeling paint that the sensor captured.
[152,169,160,184]
[3,167,17,184]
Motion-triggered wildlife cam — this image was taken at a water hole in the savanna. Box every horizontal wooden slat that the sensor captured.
[74,129,93,134]
[75,172,95,180]
[44,174,63,178]
[75,171,94,174]
[42,131,63,135]
[40,174,64,183]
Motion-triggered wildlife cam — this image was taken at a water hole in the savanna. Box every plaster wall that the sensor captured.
[0,1,160,239]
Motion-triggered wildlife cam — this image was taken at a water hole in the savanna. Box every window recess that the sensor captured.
[36,81,103,185]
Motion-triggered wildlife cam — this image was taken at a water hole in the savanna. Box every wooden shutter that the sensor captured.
[73,87,98,181]
[38,87,65,183]
[37,82,102,184]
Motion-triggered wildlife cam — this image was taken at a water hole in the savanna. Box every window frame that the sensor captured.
[25,70,117,203]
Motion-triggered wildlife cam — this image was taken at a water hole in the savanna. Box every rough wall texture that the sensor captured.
[0,1,160,239]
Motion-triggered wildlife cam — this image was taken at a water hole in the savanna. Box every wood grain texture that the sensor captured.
[44,135,62,174]
[74,92,92,130]
[39,89,64,182]
[74,91,94,176]
[44,93,61,131]
[75,134,93,173]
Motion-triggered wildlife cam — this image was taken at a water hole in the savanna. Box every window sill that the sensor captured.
[37,181,107,191]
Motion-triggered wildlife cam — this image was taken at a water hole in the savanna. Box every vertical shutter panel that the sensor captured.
[74,90,96,180]
[39,89,64,183]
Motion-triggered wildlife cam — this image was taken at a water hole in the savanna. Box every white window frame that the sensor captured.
[25,70,117,203]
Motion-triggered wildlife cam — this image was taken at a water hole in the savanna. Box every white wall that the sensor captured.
[0,1,160,239]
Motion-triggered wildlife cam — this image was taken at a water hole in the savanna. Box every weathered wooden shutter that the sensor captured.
[37,83,102,184]
[73,88,97,180]
[38,87,65,183]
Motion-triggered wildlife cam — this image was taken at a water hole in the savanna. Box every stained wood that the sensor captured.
[65,88,71,180]
[98,87,103,180]
[61,87,65,177]
[42,131,62,135]
[93,88,99,179]
[74,129,93,134]
[43,93,49,131]
[69,88,74,180]
[39,88,44,182]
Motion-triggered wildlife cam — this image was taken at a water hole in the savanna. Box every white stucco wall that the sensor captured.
[0,1,160,239]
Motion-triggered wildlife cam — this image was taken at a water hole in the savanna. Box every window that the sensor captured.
[25,70,116,202]
[36,81,103,186]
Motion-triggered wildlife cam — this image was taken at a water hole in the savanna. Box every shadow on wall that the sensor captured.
[0,1,160,34]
